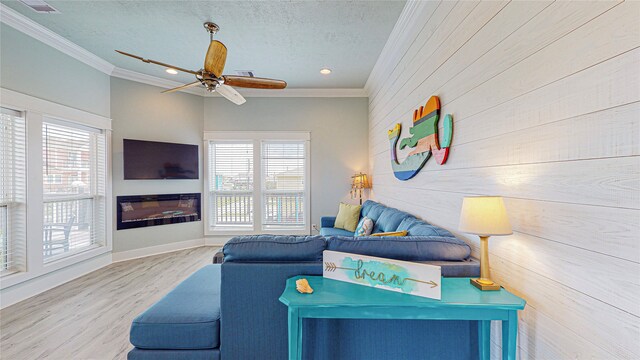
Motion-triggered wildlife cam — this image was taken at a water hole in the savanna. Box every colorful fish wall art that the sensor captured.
[387,96,453,181]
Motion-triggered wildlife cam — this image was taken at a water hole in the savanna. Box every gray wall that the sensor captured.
[0,24,110,117]
[0,21,370,251]
[204,97,369,230]
[110,78,204,252]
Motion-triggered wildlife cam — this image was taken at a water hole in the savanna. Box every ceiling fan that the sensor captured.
[115,22,287,105]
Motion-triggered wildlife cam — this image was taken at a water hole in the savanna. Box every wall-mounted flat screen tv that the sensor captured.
[123,139,199,180]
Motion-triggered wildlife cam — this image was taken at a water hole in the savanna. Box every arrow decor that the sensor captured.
[323,250,442,300]
[324,261,438,288]
[324,262,354,272]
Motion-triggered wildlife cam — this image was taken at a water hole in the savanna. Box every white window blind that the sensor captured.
[262,141,306,229]
[0,107,26,274]
[209,142,254,229]
[42,120,106,261]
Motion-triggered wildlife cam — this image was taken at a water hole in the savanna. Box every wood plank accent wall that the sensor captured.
[366,1,639,359]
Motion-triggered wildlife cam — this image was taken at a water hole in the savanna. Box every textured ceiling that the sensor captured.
[1,0,406,88]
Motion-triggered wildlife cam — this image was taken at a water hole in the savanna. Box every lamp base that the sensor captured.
[470,278,501,291]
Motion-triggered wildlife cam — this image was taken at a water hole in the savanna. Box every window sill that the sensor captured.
[43,244,105,266]
[0,246,111,290]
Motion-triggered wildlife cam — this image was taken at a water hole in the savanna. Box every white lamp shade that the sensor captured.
[459,196,513,236]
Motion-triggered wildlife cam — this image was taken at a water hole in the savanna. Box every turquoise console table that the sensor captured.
[279,276,525,360]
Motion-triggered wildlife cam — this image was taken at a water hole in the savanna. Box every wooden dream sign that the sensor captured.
[323,250,442,300]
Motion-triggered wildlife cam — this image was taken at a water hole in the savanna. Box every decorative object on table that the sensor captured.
[354,216,374,236]
[370,230,408,237]
[350,172,371,205]
[116,22,287,105]
[334,202,361,232]
[387,95,453,181]
[323,250,441,299]
[295,278,314,294]
[458,196,512,291]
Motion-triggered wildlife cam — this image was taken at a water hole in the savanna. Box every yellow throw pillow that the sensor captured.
[371,230,408,237]
[334,203,361,232]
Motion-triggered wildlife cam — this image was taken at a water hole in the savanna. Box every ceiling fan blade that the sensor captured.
[216,84,246,105]
[222,75,287,89]
[115,50,199,75]
[204,41,227,78]
[161,81,201,94]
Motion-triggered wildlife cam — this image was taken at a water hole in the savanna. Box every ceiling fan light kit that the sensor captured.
[115,21,287,105]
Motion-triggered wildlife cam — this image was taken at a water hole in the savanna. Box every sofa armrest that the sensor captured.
[212,248,224,264]
[321,216,336,228]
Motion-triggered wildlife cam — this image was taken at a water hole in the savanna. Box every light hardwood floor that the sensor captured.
[0,247,218,360]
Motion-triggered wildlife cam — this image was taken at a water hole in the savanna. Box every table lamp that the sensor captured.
[458,196,512,291]
[350,172,371,205]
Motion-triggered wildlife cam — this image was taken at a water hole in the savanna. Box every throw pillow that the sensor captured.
[334,202,362,232]
[354,216,374,236]
[371,230,408,237]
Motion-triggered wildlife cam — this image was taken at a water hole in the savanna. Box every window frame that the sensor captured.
[0,107,26,276]
[261,140,307,231]
[208,140,255,232]
[204,131,310,236]
[0,88,112,290]
[41,118,107,263]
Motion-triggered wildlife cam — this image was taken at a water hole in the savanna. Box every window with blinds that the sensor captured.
[42,120,106,261]
[0,107,26,274]
[262,141,306,229]
[209,142,254,228]
[206,134,309,233]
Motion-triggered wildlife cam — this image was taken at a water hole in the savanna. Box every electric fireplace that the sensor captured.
[116,193,201,230]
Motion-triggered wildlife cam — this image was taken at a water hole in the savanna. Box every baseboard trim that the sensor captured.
[0,253,112,309]
[112,238,207,263]
[204,235,232,247]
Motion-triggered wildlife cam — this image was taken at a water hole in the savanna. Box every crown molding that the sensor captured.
[0,3,115,75]
[1,3,367,98]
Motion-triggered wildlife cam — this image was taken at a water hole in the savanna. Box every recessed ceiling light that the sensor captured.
[320,68,332,75]
[166,68,178,75]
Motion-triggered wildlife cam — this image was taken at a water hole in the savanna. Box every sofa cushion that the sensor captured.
[362,202,386,222]
[360,200,376,217]
[223,235,326,262]
[321,227,355,237]
[334,203,361,232]
[370,230,408,237]
[354,217,374,236]
[130,265,221,350]
[373,208,414,233]
[326,236,471,261]
[396,217,423,232]
[408,223,455,237]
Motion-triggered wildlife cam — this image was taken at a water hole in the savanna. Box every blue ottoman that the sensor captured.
[128,264,221,360]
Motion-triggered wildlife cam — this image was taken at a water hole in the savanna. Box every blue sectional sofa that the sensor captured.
[128,201,480,360]
[321,200,456,238]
